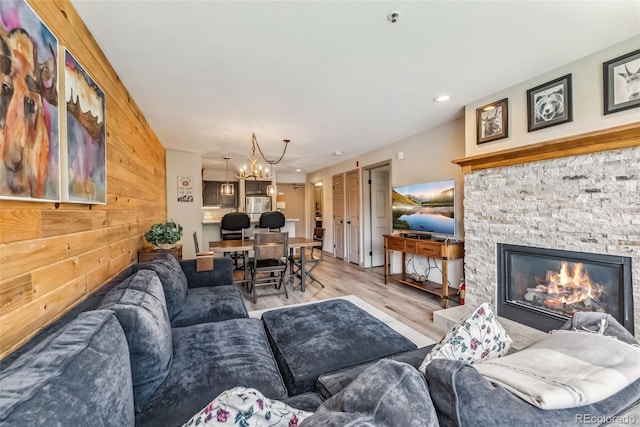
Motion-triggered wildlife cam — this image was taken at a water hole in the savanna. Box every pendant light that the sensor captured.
[221,157,234,196]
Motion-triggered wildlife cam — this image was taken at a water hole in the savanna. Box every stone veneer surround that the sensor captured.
[463,146,640,338]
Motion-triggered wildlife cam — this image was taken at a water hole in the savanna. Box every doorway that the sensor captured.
[363,163,390,268]
[332,173,345,260]
[346,169,360,264]
[313,181,323,230]
[277,183,305,237]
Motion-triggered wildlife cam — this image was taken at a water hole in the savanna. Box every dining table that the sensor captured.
[209,236,322,292]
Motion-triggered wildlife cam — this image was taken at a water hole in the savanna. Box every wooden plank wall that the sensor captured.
[0,0,167,358]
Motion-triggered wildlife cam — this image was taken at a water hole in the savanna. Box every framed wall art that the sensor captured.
[177,176,194,202]
[476,98,509,144]
[527,74,572,132]
[61,48,106,204]
[603,48,640,115]
[0,0,60,202]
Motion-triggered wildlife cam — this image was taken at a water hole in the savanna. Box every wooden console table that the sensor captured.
[383,234,464,308]
[138,244,183,263]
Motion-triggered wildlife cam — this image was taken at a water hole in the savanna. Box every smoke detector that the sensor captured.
[387,11,400,23]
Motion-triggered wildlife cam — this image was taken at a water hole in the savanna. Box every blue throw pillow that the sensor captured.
[100,269,173,411]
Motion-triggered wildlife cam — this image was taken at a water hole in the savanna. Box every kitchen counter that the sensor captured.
[202,218,299,224]
[203,218,299,243]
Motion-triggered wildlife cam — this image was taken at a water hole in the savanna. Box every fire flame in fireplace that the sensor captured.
[534,262,604,310]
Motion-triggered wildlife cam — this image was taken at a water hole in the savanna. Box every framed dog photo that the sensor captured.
[476,98,509,144]
[603,48,640,115]
[527,74,572,132]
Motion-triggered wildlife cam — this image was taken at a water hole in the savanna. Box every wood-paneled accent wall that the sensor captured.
[0,0,167,358]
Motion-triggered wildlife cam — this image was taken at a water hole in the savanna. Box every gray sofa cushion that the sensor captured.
[180,257,234,288]
[133,252,188,319]
[136,318,288,427]
[301,359,440,427]
[316,345,434,399]
[281,392,324,413]
[99,269,173,411]
[424,359,640,427]
[170,285,248,327]
[262,300,417,395]
[0,310,134,426]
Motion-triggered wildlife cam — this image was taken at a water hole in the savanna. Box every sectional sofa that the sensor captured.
[1,253,639,426]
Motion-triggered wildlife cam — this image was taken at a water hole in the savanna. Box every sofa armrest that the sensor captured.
[180,257,234,288]
[424,359,640,427]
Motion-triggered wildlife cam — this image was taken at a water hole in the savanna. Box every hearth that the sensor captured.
[497,244,633,334]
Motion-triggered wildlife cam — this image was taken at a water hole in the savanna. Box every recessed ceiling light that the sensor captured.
[334,151,342,156]
[295,169,301,172]
[433,94,452,103]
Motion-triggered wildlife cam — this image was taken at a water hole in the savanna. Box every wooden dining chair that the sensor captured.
[249,232,289,303]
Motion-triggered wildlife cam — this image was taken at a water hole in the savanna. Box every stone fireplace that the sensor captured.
[457,125,640,339]
[497,243,633,333]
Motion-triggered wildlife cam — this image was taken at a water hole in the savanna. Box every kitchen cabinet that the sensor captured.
[244,180,271,195]
[203,181,238,207]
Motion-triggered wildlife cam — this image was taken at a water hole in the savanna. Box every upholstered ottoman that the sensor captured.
[261,299,417,395]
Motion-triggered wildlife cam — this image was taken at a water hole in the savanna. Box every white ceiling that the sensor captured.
[70,0,640,175]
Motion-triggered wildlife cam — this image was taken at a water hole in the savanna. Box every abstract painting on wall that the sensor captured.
[61,48,106,204]
[0,0,60,201]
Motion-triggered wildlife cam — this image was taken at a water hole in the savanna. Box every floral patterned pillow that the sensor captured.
[182,387,311,427]
[419,302,512,372]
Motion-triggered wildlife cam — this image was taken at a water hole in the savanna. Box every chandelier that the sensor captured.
[237,133,289,180]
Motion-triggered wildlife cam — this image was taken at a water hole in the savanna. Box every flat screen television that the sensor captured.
[392,179,455,236]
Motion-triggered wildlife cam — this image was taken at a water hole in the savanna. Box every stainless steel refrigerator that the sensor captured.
[245,196,272,221]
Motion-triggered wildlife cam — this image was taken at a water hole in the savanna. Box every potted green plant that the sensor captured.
[144,220,183,250]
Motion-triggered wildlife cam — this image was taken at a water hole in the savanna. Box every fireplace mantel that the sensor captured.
[452,122,640,173]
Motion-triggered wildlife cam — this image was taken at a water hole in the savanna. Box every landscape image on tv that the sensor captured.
[392,179,455,235]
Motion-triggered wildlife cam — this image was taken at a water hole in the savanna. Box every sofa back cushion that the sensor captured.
[100,269,173,411]
[0,310,134,426]
[133,252,188,319]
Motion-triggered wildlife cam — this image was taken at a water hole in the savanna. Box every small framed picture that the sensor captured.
[527,74,572,132]
[177,176,194,202]
[476,98,509,144]
[603,48,640,115]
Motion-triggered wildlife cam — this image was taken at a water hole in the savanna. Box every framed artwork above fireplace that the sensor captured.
[526,74,573,132]
[603,48,640,115]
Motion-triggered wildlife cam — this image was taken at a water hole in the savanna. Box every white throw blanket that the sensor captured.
[475,330,640,410]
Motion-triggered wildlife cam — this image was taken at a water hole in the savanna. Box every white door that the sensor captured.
[370,167,390,266]
[332,174,345,260]
[346,170,360,264]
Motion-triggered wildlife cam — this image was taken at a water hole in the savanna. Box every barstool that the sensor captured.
[220,212,251,269]
[258,211,285,232]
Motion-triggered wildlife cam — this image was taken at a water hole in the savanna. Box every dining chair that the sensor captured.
[193,231,200,254]
[220,212,251,269]
[249,231,289,303]
[289,227,325,289]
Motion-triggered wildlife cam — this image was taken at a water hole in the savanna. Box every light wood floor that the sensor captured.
[237,255,454,342]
